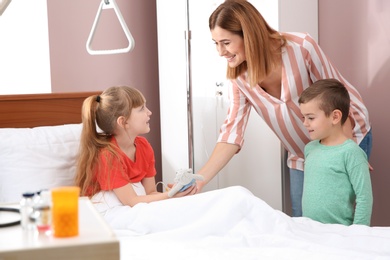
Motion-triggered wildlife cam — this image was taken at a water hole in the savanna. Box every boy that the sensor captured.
[298,79,373,226]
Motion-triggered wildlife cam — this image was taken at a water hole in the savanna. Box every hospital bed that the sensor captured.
[0,92,389,260]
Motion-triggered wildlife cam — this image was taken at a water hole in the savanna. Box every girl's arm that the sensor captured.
[142,177,159,194]
[113,178,196,207]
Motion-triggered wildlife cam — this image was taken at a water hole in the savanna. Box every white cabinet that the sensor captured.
[157,0,318,211]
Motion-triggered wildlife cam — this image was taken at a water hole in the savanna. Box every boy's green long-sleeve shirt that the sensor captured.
[302,139,373,226]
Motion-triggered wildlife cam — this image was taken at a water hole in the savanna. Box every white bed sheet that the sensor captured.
[97,186,390,260]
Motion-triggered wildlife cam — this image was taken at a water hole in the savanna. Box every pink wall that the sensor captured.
[46,0,162,183]
[319,0,390,226]
[46,0,390,225]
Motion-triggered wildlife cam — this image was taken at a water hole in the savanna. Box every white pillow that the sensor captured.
[0,124,82,203]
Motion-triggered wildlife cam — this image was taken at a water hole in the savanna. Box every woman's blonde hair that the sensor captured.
[75,86,145,196]
[209,0,286,86]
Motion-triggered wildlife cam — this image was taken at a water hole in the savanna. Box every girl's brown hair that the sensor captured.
[209,0,286,87]
[75,86,145,196]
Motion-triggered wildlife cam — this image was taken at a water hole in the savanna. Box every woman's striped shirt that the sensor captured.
[217,32,370,171]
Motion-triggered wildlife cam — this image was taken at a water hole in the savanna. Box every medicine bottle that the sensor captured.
[20,192,35,230]
[33,189,52,233]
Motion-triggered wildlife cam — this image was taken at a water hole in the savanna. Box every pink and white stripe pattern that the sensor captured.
[217,32,370,171]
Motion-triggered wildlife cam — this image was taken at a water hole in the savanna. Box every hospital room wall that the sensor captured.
[319,0,390,226]
[1,1,161,157]
[12,1,388,225]
[47,1,390,225]
[45,0,163,184]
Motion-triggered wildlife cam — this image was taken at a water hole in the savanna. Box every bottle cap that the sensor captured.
[22,192,35,198]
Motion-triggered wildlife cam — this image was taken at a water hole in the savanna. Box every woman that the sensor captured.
[196,0,372,217]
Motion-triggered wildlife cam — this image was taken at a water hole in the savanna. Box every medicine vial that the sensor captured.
[20,192,36,230]
[33,189,52,233]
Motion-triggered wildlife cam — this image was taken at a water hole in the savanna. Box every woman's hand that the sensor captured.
[195,180,205,194]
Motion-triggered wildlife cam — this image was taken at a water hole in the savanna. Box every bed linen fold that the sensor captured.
[94,186,390,260]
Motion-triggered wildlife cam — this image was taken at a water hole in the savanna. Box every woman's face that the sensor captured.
[211,26,246,68]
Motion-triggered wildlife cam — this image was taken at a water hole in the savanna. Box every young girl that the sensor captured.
[75,86,196,209]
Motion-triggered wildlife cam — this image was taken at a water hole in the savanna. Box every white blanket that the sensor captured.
[96,186,390,260]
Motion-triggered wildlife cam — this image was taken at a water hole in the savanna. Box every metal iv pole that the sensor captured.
[184,0,195,171]
[184,0,194,170]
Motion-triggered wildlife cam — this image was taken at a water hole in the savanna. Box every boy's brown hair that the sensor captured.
[299,78,350,124]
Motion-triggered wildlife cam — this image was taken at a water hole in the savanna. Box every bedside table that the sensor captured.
[0,197,120,259]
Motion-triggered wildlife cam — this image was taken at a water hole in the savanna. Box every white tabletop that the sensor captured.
[0,197,120,259]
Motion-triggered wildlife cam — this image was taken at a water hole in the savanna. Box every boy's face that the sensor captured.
[299,99,334,141]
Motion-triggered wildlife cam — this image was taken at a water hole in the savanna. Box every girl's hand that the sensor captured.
[172,184,197,198]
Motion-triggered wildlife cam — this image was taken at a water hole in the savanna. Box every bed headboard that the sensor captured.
[0,91,101,128]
